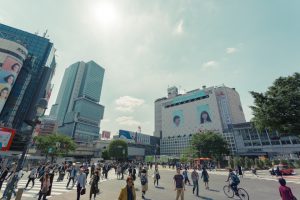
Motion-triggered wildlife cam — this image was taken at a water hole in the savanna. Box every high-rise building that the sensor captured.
[155,85,246,156]
[0,23,56,151]
[50,61,105,142]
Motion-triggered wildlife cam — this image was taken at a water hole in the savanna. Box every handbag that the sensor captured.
[80,188,86,195]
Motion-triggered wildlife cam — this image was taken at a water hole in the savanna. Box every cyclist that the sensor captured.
[226,168,240,196]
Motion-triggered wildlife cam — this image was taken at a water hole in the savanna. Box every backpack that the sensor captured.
[231,173,240,184]
[141,175,147,185]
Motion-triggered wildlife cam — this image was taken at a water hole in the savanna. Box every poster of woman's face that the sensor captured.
[197,104,212,124]
[0,71,15,86]
[172,110,184,127]
[1,56,21,74]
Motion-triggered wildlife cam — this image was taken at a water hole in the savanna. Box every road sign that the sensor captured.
[48,147,53,153]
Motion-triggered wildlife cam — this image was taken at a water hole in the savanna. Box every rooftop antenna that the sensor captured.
[34,31,39,35]
[43,29,48,38]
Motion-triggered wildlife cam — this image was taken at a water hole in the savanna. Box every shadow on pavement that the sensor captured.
[155,186,165,189]
[208,189,220,192]
[198,196,214,200]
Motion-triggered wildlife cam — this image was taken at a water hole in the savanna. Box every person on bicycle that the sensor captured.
[226,168,240,196]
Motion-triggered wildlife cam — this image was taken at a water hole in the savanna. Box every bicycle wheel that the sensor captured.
[223,185,234,198]
[237,188,249,200]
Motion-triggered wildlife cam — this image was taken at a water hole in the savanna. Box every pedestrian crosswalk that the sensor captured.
[0,172,116,200]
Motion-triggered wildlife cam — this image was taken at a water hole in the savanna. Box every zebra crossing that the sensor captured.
[0,172,116,200]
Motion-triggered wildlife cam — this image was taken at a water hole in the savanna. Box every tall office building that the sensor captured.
[155,85,246,156]
[0,23,56,151]
[50,61,105,142]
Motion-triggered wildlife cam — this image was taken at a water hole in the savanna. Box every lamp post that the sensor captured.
[2,98,48,200]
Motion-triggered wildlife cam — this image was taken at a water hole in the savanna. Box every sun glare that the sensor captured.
[92,2,118,27]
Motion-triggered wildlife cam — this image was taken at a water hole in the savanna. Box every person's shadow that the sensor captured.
[155,186,165,189]
[208,189,220,192]
[198,196,214,200]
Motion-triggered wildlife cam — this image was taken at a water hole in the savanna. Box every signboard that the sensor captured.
[0,127,16,151]
[102,131,111,139]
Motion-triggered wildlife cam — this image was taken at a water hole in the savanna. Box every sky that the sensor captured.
[0,0,299,136]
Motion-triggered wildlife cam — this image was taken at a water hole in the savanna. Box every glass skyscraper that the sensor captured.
[50,61,105,142]
[0,23,56,151]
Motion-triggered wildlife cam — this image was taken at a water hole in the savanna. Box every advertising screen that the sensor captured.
[0,39,28,114]
[0,127,16,151]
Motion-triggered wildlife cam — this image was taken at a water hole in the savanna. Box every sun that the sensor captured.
[92,2,118,27]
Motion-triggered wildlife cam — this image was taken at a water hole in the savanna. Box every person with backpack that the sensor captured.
[201,167,209,190]
[140,168,148,199]
[182,168,191,185]
[25,167,37,189]
[278,178,297,200]
[153,167,160,187]
[226,168,240,196]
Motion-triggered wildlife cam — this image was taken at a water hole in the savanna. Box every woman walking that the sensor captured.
[89,171,100,200]
[201,168,209,190]
[153,167,160,187]
[38,172,51,200]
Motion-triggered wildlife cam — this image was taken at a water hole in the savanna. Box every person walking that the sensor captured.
[201,167,209,190]
[140,168,148,199]
[38,172,51,200]
[66,166,77,188]
[174,168,185,200]
[278,178,296,200]
[76,166,87,200]
[153,167,160,187]
[191,167,199,196]
[25,167,37,189]
[118,176,136,200]
[0,166,9,191]
[89,171,100,200]
[182,168,191,185]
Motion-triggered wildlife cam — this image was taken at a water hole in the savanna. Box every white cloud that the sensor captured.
[174,19,184,34]
[115,96,145,112]
[116,116,140,126]
[201,60,219,70]
[226,47,237,54]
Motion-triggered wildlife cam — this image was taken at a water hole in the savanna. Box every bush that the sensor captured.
[229,157,234,169]
[273,160,280,165]
[264,159,272,168]
[280,160,288,165]
[294,160,300,168]
[245,157,252,170]
[234,157,241,168]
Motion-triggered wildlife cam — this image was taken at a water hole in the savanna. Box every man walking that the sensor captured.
[66,166,77,188]
[25,167,37,189]
[174,168,185,200]
[191,167,199,196]
[76,166,86,200]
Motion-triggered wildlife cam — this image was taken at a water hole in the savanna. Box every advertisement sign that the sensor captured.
[102,131,111,139]
[172,110,184,128]
[197,104,212,124]
[0,127,16,151]
[119,130,136,143]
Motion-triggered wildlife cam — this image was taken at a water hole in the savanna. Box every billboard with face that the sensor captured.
[172,110,184,128]
[197,104,212,124]
[0,39,28,114]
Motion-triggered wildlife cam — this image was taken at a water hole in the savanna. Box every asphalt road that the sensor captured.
[54,168,300,200]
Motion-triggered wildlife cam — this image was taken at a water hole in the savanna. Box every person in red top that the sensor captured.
[278,178,296,200]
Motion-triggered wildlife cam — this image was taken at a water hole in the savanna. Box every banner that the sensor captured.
[102,131,111,139]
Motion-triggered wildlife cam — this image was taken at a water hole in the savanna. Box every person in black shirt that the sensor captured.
[173,168,185,200]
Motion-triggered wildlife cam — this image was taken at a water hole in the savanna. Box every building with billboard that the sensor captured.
[0,24,56,151]
[230,122,300,159]
[50,61,105,142]
[155,85,246,156]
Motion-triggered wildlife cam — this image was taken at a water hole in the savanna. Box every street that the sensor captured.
[1,168,299,200]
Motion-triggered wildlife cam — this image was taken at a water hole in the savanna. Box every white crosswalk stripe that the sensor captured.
[0,173,116,200]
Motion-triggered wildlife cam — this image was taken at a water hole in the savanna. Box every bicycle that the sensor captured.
[223,182,249,200]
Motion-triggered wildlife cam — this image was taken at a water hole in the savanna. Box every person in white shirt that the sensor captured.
[76,166,87,200]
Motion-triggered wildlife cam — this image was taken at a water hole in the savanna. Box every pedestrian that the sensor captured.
[191,167,199,196]
[77,166,87,200]
[38,172,51,200]
[91,164,95,178]
[132,166,137,181]
[153,167,160,187]
[25,167,37,189]
[0,167,9,191]
[238,165,243,178]
[66,166,77,188]
[278,178,296,200]
[182,168,191,185]
[140,168,148,199]
[174,168,185,200]
[89,171,100,200]
[118,176,136,200]
[201,167,209,190]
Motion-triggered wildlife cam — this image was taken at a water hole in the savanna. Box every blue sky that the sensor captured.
[1,0,299,135]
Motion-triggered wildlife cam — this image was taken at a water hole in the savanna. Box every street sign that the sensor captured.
[48,147,53,153]
[0,127,16,151]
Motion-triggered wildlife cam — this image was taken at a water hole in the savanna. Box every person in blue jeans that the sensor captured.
[191,167,199,196]
[66,166,77,188]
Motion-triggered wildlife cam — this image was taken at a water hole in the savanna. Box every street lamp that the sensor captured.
[2,98,48,200]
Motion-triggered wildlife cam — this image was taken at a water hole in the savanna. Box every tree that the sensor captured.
[101,150,110,160]
[108,139,128,161]
[250,72,300,136]
[229,157,234,169]
[34,134,76,162]
[234,157,241,168]
[245,157,252,169]
[191,131,229,166]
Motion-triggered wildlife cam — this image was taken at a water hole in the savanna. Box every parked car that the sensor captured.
[269,164,295,175]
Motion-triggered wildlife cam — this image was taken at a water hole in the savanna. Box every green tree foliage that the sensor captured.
[191,131,229,160]
[250,72,300,136]
[245,157,252,169]
[101,149,110,160]
[229,157,234,169]
[264,159,272,168]
[108,139,128,161]
[34,134,76,162]
[234,157,241,168]
[240,157,245,168]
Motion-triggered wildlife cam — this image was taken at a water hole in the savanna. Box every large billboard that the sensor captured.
[119,130,150,145]
[161,91,223,137]
[0,127,16,151]
[0,39,28,114]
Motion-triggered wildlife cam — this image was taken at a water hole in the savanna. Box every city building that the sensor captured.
[38,116,58,135]
[114,129,160,160]
[230,122,300,159]
[50,61,105,142]
[0,23,56,151]
[155,85,246,156]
